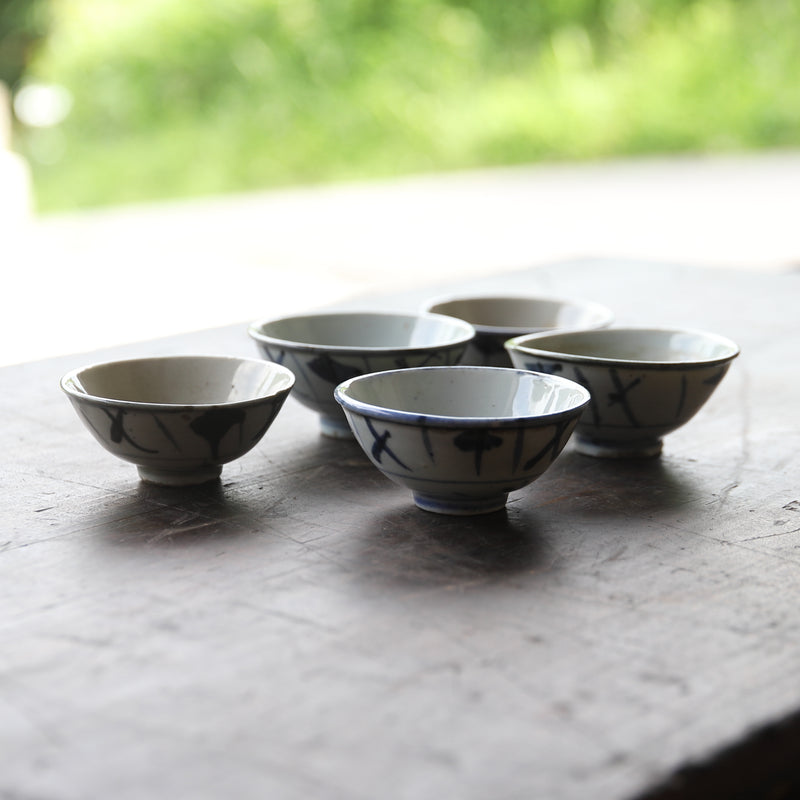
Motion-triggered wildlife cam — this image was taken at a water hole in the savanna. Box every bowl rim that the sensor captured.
[60,354,295,411]
[335,365,591,428]
[506,326,740,369]
[421,292,615,335]
[248,310,475,353]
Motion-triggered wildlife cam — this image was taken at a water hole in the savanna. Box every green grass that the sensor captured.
[17,0,800,212]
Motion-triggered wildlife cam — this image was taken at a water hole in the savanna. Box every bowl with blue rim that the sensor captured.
[335,365,590,515]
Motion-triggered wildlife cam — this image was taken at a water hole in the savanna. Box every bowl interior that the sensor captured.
[510,328,739,364]
[339,367,589,420]
[252,312,473,349]
[65,356,294,405]
[425,296,611,332]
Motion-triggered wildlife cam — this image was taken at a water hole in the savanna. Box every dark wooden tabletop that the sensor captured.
[2,259,799,800]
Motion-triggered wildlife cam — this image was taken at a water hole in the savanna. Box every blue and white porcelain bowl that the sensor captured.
[335,366,590,515]
[424,294,614,367]
[249,311,475,438]
[506,327,740,458]
[61,355,295,486]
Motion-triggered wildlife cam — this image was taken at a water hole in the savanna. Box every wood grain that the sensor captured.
[1,259,798,800]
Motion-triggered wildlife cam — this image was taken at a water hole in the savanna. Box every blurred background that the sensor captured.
[4,0,800,212]
[1,0,799,366]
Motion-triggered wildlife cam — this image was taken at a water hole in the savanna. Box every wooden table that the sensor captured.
[2,259,799,800]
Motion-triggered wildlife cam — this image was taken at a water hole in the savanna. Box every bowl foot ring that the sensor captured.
[320,415,353,439]
[413,492,509,516]
[137,465,223,486]
[574,437,663,459]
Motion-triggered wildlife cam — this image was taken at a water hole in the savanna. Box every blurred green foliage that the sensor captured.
[0,0,50,88]
[13,0,800,211]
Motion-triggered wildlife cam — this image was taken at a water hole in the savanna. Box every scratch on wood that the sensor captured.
[711,482,739,507]
[639,671,690,694]
[739,527,800,543]
[738,365,752,466]
[147,518,221,543]
[40,632,114,648]
[603,545,628,563]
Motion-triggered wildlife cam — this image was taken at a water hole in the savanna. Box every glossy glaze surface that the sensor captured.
[61,355,295,484]
[250,311,475,436]
[336,366,590,514]
[507,327,740,458]
[424,294,614,366]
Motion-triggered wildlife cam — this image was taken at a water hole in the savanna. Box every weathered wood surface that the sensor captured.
[2,259,799,800]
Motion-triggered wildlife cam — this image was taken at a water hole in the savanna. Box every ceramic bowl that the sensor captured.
[506,327,740,458]
[423,294,614,367]
[61,355,295,486]
[249,311,475,437]
[335,366,590,515]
